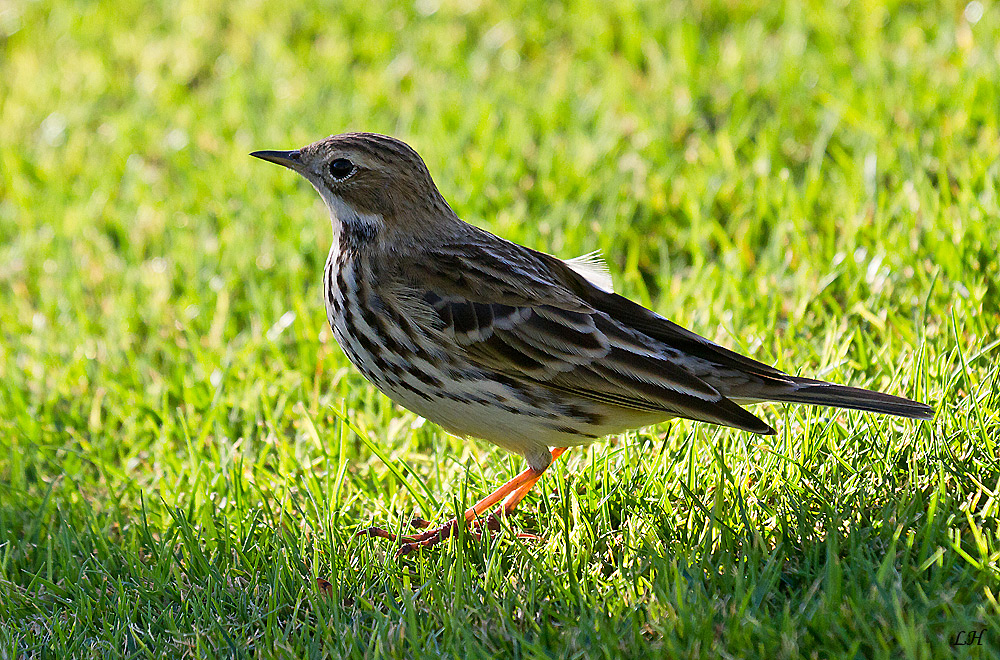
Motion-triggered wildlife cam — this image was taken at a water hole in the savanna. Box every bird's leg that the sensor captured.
[474,447,567,535]
[398,448,568,555]
[358,448,567,556]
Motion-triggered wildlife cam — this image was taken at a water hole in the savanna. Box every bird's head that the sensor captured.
[252,132,456,240]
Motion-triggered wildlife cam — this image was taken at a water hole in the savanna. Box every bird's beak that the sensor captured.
[250,149,302,170]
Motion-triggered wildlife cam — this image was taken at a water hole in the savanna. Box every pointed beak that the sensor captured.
[250,149,302,170]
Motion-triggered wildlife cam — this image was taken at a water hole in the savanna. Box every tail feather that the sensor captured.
[771,378,933,420]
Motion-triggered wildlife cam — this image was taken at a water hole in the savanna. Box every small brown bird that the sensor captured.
[252,133,932,555]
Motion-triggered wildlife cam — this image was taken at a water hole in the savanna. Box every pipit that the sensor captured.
[252,133,932,555]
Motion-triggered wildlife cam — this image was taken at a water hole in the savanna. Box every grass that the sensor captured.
[1,0,999,657]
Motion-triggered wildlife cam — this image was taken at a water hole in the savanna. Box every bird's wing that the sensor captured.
[528,247,795,383]
[398,232,776,434]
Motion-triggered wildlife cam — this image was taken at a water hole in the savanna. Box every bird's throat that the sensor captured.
[322,193,383,255]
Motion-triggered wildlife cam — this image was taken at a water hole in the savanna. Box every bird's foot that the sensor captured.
[357,511,539,556]
[396,512,543,555]
[395,518,464,556]
[355,518,466,556]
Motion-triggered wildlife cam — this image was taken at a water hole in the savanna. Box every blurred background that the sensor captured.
[1,0,998,656]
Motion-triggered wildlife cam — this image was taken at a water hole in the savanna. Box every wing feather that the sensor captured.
[395,229,777,435]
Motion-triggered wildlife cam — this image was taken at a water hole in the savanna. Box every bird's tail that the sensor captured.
[768,378,933,420]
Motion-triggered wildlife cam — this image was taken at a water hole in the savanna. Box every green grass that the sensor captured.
[2,0,999,657]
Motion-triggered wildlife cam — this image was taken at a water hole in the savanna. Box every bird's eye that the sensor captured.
[328,158,355,180]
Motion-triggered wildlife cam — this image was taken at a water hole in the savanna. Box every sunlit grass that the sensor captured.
[1,1,998,658]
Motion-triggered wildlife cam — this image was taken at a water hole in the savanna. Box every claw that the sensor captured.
[356,525,423,543]
[355,525,395,540]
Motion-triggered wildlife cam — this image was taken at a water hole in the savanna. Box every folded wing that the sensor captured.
[401,232,776,435]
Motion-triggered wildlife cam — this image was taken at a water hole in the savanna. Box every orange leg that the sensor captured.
[474,447,567,534]
[358,448,567,556]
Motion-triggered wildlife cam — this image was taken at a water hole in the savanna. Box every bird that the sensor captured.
[251,132,933,556]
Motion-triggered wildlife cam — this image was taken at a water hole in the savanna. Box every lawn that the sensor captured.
[1,0,998,657]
